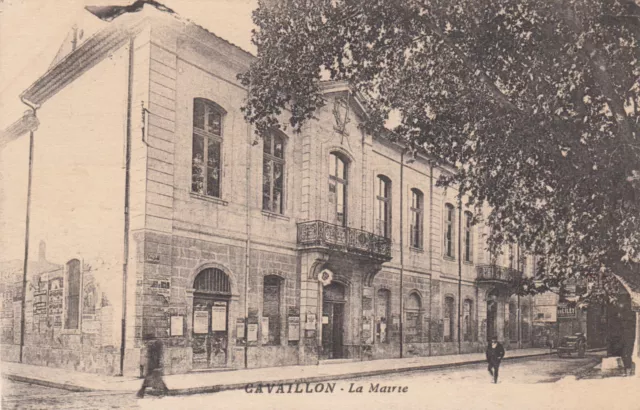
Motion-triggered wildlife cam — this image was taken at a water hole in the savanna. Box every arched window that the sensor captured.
[329,153,348,226]
[464,211,473,262]
[410,189,424,249]
[65,259,81,329]
[194,268,231,295]
[405,292,422,342]
[375,175,392,238]
[376,289,391,343]
[444,296,455,342]
[444,203,455,258]
[262,275,282,345]
[263,131,285,214]
[463,299,473,341]
[192,98,225,198]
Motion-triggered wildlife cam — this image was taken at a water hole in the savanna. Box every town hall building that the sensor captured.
[1,1,555,376]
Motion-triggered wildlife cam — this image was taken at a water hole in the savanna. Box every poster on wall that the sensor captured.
[288,316,300,341]
[261,317,269,344]
[247,323,258,342]
[194,309,209,334]
[211,302,227,331]
[170,315,184,336]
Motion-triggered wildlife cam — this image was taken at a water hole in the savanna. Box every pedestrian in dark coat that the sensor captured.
[486,337,505,383]
[137,339,169,398]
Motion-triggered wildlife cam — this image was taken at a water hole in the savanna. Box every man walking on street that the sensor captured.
[486,337,505,383]
[137,339,169,398]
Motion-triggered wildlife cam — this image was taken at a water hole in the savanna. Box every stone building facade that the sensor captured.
[0,2,540,376]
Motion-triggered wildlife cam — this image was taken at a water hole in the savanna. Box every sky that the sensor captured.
[0,0,258,262]
[0,0,258,129]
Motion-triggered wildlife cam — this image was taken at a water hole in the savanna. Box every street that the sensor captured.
[2,353,623,410]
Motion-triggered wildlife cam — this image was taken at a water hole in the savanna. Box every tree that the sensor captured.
[239,0,640,364]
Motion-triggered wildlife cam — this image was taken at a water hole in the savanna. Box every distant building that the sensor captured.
[2,1,545,376]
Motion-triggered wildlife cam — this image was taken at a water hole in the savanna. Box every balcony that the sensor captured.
[297,220,392,262]
[476,264,522,286]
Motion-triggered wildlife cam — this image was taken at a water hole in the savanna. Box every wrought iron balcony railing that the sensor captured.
[476,264,522,285]
[297,220,392,262]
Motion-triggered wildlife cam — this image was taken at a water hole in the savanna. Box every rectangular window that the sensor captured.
[376,289,391,343]
[263,276,281,345]
[329,153,347,226]
[444,297,454,342]
[410,189,423,249]
[463,300,473,341]
[192,99,223,198]
[464,212,473,262]
[263,132,285,214]
[375,176,391,238]
[445,204,455,258]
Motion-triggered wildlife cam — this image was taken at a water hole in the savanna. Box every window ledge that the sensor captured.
[409,246,424,253]
[463,261,474,266]
[443,256,456,262]
[190,192,228,206]
[261,210,290,221]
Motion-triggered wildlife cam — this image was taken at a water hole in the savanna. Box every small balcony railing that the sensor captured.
[297,220,392,262]
[476,264,522,285]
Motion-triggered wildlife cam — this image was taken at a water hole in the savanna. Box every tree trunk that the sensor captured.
[634,311,640,378]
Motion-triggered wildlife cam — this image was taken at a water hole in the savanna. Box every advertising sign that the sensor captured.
[261,317,269,344]
[557,305,577,319]
[211,302,227,331]
[288,316,300,341]
[194,309,209,334]
[247,323,258,342]
[170,315,184,336]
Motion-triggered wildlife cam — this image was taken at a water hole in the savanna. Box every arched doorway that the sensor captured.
[322,282,346,359]
[192,268,231,369]
[487,289,499,341]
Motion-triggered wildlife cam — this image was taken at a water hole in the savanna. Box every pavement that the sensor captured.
[1,347,566,396]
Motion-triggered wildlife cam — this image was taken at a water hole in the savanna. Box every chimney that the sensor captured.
[39,240,46,263]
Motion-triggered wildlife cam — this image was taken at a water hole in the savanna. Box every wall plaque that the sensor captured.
[170,315,184,336]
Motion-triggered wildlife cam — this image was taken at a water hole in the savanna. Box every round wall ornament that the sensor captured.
[318,269,333,286]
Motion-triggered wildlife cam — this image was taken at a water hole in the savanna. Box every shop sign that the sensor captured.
[557,305,577,319]
[150,279,170,297]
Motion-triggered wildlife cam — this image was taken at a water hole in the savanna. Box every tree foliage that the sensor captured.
[239,0,640,300]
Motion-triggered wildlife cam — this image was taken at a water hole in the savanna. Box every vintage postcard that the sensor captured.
[1,1,639,409]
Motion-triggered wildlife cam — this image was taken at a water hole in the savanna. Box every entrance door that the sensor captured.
[192,297,228,369]
[322,301,345,359]
[487,300,498,341]
[191,268,232,369]
[321,282,346,359]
